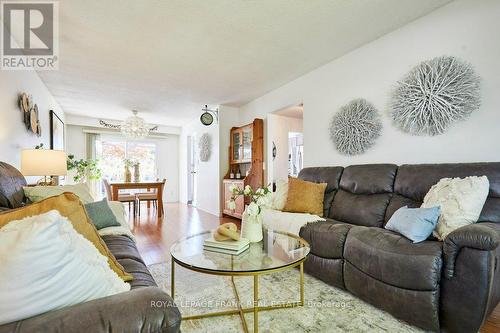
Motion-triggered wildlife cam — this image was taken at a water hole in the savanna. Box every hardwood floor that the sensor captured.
[128,202,500,332]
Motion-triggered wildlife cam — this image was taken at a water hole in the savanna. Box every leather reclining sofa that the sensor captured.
[0,162,181,333]
[299,163,500,332]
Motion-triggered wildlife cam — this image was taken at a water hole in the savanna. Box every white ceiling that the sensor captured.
[38,0,453,126]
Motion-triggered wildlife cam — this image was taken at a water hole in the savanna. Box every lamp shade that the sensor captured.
[21,149,67,176]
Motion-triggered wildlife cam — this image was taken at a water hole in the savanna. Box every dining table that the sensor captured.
[109,181,165,217]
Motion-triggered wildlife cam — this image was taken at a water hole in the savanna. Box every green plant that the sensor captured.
[123,158,136,168]
[67,154,102,183]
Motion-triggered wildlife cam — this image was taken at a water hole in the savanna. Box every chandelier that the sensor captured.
[120,110,149,139]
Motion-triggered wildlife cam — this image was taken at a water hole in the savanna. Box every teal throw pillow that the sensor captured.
[84,199,121,230]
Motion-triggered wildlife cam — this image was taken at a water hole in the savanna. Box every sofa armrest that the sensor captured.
[0,287,181,333]
[443,222,500,278]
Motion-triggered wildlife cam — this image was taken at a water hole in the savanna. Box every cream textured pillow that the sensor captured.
[422,176,489,240]
[272,179,288,211]
[0,210,130,325]
[23,183,95,204]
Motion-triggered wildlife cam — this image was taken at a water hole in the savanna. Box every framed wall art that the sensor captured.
[50,110,65,150]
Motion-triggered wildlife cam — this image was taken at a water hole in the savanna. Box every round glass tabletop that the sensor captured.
[170,229,310,275]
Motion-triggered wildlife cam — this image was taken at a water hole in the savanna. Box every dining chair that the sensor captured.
[136,179,166,216]
[103,179,137,216]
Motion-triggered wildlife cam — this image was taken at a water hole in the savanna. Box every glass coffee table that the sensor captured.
[170,229,310,333]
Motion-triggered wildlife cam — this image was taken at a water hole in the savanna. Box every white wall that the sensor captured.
[0,69,65,180]
[179,117,220,216]
[267,114,303,183]
[239,0,500,167]
[157,135,180,202]
[66,124,86,160]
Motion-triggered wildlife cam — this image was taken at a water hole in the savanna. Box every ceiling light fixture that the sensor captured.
[120,110,150,139]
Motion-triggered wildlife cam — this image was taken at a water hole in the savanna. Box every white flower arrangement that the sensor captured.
[228,184,271,218]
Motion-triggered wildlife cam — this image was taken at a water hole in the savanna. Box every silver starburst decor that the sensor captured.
[198,133,211,162]
[391,56,481,136]
[330,98,382,155]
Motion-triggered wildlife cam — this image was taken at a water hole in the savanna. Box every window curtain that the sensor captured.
[86,132,101,199]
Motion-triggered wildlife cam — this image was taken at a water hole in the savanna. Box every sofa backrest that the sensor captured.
[387,163,500,224]
[0,162,27,209]
[299,162,500,227]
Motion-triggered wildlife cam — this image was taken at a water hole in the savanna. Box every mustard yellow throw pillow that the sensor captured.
[283,177,327,216]
[0,193,132,281]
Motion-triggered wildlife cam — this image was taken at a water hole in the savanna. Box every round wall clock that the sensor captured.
[200,112,213,126]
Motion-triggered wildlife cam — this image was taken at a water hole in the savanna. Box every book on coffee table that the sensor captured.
[203,237,250,255]
[203,243,250,255]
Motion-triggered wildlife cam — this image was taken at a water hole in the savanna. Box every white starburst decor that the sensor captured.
[198,133,211,162]
[330,98,382,155]
[391,56,481,136]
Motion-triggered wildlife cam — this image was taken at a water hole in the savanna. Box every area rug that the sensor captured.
[148,262,424,333]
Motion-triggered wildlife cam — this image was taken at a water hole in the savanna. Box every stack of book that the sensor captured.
[203,237,250,255]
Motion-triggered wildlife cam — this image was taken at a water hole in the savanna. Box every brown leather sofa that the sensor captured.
[0,162,181,333]
[299,163,500,332]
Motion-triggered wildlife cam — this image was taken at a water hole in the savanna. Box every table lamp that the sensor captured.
[21,149,67,186]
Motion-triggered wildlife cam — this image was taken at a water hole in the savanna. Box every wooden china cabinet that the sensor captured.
[222,118,264,219]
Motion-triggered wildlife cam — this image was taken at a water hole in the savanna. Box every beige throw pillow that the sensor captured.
[283,177,327,216]
[24,183,95,204]
[272,179,288,211]
[421,176,489,240]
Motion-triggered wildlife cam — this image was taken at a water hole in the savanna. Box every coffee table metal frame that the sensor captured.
[170,232,308,333]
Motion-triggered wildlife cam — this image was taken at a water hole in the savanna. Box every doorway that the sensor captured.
[268,104,303,185]
[187,135,197,205]
[288,132,304,177]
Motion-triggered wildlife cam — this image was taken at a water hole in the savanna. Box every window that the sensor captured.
[96,138,158,183]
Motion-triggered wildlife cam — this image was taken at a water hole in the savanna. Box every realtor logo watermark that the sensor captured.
[1,1,59,70]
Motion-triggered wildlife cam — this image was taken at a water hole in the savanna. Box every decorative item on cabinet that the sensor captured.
[222,118,264,219]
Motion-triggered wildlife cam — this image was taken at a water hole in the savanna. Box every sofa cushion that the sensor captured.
[339,164,397,194]
[344,262,440,332]
[384,194,421,224]
[344,226,442,291]
[331,164,397,227]
[331,191,391,227]
[102,235,158,289]
[102,235,143,262]
[299,219,353,259]
[0,162,26,209]
[118,258,157,289]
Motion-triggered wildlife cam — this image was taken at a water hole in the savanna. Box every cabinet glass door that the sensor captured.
[232,131,241,161]
[242,127,252,161]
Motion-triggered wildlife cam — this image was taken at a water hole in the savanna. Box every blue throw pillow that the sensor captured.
[385,206,440,243]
